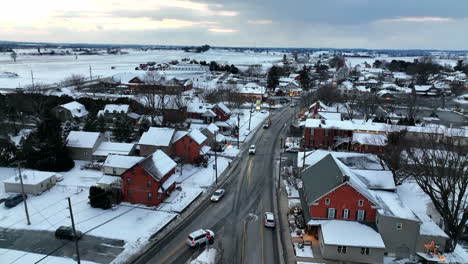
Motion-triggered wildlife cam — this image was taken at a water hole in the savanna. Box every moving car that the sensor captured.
[286,147,300,153]
[263,119,271,128]
[4,194,27,208]
[186,229,215,247]
[211,189,225,202]
[264,212,275,228]
[55,226,82,240]
[248,145,256,155]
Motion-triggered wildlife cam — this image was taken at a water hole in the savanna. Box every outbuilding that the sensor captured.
[3,170,58,195]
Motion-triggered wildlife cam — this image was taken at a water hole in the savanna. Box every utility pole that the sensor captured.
[67,197,81,264]
[89,65,93,80]
[14,162,31,225]
[248,102,253,130]
[278,138,283,188]
[302,139,306,170]
[237,113,240,147]
[214,132,218,185]
[30,70,35,90]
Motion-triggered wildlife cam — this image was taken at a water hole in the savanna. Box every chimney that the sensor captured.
[343,175,350,182]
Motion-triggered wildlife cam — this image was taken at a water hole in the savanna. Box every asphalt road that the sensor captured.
[0,227,125,264]
[133,106,294,264]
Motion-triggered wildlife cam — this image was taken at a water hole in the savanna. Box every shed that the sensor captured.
[3,171,58,195]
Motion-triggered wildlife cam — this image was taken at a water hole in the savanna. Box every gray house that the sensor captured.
[3,171,58,195]
[52,101,88,122]
[66,131,104,160]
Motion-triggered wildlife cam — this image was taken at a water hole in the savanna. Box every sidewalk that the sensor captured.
[278,183,297,264]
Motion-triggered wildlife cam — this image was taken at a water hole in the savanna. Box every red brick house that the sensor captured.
[172,130,209,163]
[121,150,177,206]
[212,103,231,122]
[186,101,231,124]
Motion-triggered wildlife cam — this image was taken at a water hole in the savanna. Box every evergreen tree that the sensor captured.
[20,110,74,171]
[96,115,107,133]
[299,65,312,91]
[267,66,280,89]
[112,114,134,142]
[89,185,112,209]
[0,139,17,166]
[83,115,98,132]
[138,118,151,136]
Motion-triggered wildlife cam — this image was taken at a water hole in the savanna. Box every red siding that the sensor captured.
[173,135,206,163]
[213,107,230,122]
[139,145,172,157]
[351,143,384,154]
[309,183,377,223]
[121,165,176,206]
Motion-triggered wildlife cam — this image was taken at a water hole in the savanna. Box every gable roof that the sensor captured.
[59,101,88,118]
[216,103,231,115]
[66,131,101,149]
[103,104,129,114]
[188,129,207,145]
[104,154,144,170]
[138,150,177,180]
[139,127,175,147]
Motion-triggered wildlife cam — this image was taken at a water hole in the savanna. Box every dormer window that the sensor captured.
[325,198,330,205]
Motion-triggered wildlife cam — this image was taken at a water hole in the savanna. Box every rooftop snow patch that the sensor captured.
[103,104,129,113]
[188,129,207,145]
[309,219,386,248]
[139,150,177,180]
[59,101,88,118]
[372,190,419,221]
[217,103,231,114]
[66,131,101,148]
[93,142,134,157]
[317,111,341,120]
[415,212,448,238]
[352,133,387,146]
[4,170,57,185]
[139,127,175,146]
[103,155,144,169]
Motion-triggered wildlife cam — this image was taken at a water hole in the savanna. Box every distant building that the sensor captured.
[4,171,58,195]
[52,101,88,122]
[66,131,104,160]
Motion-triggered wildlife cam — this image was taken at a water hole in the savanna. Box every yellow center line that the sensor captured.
[247,159,254,185]
[158,240,185,264]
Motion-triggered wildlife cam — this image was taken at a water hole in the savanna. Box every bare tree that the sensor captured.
[315,84,340,106]
[10,52,17,62]
[398,129,468,252]
[140,72,161,122]
[343,94,359,120]
[62,74,86,87]
[356,94,380,121]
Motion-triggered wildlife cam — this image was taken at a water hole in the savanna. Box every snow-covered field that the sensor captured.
[0,49,282,89]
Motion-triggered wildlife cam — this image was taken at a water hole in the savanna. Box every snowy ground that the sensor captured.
[294,243,314,258]
[0,248,99,264]
[226,108,270,143]
[0,49,282,89]
[0,154,233,263]
[190,248,217,264]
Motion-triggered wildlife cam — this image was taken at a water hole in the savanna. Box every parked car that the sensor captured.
[4,194,27,208]
[263,121,271,128]
[249,145,256,155]
[264,212,275,228]
[211,189,225,202]
[286,147,300,153]
[260,110,267,114]
[55,226,82,240]
[186,229,215,247]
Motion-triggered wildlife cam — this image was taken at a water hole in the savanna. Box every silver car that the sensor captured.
[264,212,275,228]
[211,189,225,202]
[186,229,215,247]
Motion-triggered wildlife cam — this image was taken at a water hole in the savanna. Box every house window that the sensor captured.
[361,247,370,255]
[327,208,336,219]
[310,129,315,136]
[147,180,152,188]
[343,209,349,219]
[338,246,347,254]
[325,198,330,205]
[396,223,403,230]
[309,139,314,146]
[126,177,131,184]
[324,129,329,136]
[357,210,365,221]
[358,200,364,206]
[148,192,152,201]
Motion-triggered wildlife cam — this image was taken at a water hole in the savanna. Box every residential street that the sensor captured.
[132,106,294,264]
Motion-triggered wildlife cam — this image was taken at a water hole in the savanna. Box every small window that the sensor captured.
[358,200,364,206]
[327,208,336,219]
[366,248,370,255]
[147,180,152,188]
[396,223,403,230]
[126,177,131,184]
[325,198,330,205]
[342,246,347,254]
[310,129,315,136]
[148,192,152,201]
[357,210,365,221]
[361,248,370,255]
[337,246,341,253]
[343,209,349,219]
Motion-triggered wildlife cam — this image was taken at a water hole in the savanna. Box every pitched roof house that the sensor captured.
[172,129,209,164]
[138,127,176,156]
[66,131,104,160]
[53,101,88,121]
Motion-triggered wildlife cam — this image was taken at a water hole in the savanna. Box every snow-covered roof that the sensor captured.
[415,212,448,238]
[66,131,101,149]
[103,154,144,169]
[216,103,231,115]
[188,129,207,145]
[318,111,341,120]
[139,127,175,147]
[59,101,88,118]
[103,104,129,114]
[93,142,134,157]
[112,72,145,85]
[97,175,121,185]
[352,170,395,190]
[371,190,419,221]
[239,83,266,95]
[187,100,214,114]
[200,145,211,155]
[206,123,220,134]
[202,109,217,117]
[309,219,386,248]
[139,150,177,180]
[414,85,432,92]
[172,131,189,143]
[4,170,57,185]
[352,133,387,146]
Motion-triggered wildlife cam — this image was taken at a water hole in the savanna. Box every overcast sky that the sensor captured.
[1,0,467,49]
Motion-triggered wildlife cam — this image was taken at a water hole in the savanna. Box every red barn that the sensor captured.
[213,103,231,122]
[121,150,177,206]
[172,130,209,163]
